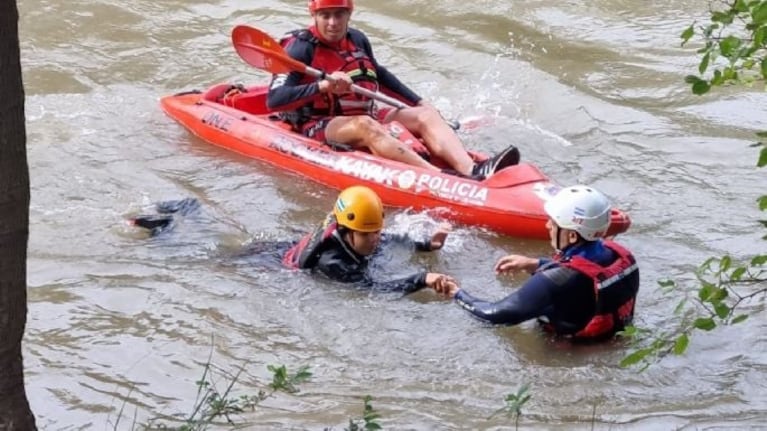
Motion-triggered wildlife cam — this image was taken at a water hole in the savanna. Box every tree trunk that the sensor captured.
[0,0,37,429]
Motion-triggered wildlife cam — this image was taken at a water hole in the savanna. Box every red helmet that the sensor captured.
[308,0,354,14]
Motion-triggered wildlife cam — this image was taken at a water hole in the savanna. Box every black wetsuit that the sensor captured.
[283,213,435,293]
[131,202,435,294]
[454,240,639,338]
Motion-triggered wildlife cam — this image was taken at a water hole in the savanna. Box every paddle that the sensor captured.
[231,25,461,130]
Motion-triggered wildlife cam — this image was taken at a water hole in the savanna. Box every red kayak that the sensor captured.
[160,83,631,239]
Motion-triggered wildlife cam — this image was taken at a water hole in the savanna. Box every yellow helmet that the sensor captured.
[333,186,384,232]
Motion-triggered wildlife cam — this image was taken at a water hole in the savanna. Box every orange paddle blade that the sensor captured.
[231,25,307,75]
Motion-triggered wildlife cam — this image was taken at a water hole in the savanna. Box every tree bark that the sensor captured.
[0,0,37,429]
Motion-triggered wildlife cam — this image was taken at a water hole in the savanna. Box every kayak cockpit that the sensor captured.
[203,83,274,116]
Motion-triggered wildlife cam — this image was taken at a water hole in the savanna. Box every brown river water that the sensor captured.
[19,0,767,429]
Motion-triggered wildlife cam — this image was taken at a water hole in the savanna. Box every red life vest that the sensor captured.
[554,241,639,340]
[283,212,338,269]
[281,27,379,117]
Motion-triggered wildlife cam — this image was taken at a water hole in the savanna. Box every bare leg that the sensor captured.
[385,106,475,176]
[325,115,439,171]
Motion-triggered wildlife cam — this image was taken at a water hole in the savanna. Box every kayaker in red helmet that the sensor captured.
[434,186,640,341]
[267,0,520,180]
[130,186,455,294]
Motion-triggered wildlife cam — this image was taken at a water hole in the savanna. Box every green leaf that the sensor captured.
[699,283,714,301]
[756,131,767,138]
[620,325,637,337]
[518,394,531,405]
[674,298,688,314]
[759,145,767,167]
[658,279,676,288]
[731,314,749,324]
[681,25,695,46]
[751,254,767,266]
[731,266,747,280]
[735,0,749,12]
[292,367,313,386]
[711,69,725,85]
[723,67,738,80]
[620,347,654,367]
[712,11,735,24]
[692,80,711,94]
[694,317,717,331]
[720,255,732,272]
[673,334,690,355]
[685,75,702,84]
[711,287,729,302]
[714,302,730,319]
[761,57,767,80]
[755,26,767,48]
[720,36,742,57]
[753,2,767,24]
[699,52,711,74]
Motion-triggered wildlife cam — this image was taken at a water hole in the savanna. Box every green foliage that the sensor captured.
[132,361,312,430]
[758,146,767,168]
[341,396,382,431]
[621,0,767,371]
[673,333,690,355]
[268,364,312,393]
[680,0,767,93]
[693,317,717,331]
[622,252,766,368]
[118,359,389,431]
[619,346,655,368]
[487,384,532,430]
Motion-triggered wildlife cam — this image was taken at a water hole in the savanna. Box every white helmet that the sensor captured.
[544,185,611,241]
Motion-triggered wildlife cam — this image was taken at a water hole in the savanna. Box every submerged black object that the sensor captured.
[129,198,200,235]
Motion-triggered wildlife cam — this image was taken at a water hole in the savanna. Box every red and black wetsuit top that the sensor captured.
[454,240,639,341]
[266,26,422,126]
[283,213,435,293]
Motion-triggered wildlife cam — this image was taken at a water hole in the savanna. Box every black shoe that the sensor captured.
[130,214,174,231]
[471,145,521,179]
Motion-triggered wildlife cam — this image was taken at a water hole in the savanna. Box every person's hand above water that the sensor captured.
[428,223,452,250]
[494,254,538,274]
[428,273,460,298]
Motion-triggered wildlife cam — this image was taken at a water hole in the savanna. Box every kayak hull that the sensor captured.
[159,84,631,239]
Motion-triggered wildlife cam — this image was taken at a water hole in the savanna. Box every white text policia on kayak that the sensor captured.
[268,135,489,204]
[396,170,488,204]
